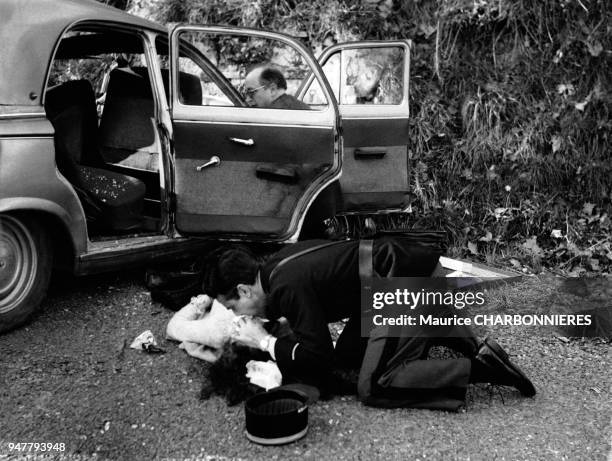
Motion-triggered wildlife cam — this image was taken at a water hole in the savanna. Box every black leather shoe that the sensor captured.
[475,337,536,397]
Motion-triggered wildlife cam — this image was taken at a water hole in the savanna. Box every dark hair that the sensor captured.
[202,246,260,299]
[259,67,287,90]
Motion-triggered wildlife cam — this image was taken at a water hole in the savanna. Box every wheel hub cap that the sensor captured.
[0,217,37,314]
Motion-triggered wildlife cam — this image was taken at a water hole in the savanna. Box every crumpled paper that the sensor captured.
[245,360,282,391]
[130,330,165,353]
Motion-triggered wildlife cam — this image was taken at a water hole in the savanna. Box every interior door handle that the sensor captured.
[255,164,298,183]
[196,156,221,171]
[229,137,255,146]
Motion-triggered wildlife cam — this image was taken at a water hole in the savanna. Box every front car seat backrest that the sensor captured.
[177,71,202,105]
[98,68,155,161]
[45,79,102,171]
[45,79,146,233]
[133,67,202,106]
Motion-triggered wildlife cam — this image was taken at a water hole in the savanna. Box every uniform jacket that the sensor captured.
[260,237,441,387]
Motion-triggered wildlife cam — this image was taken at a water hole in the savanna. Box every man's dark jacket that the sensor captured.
[269,93,311,110]
[260,237,442,388]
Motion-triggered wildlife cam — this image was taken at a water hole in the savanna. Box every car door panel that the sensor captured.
[173,120,334,234]
[176,161,323,233]
[341,116,409,210]
[300,41,411,212]
[342,117,409,146]
[170,26,340,240]
[173,122,333,164]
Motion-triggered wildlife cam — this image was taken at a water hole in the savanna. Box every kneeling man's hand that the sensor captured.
[232,316,269,349]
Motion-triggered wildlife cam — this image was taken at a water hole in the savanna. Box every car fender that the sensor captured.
[0,197,86,259]
[0,134,88,260]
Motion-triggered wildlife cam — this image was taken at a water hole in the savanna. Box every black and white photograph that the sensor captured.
[0,0,610,459]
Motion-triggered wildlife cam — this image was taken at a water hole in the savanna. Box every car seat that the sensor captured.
[98,68,159,171]
[45,79,146,232]
[97,66,203,172]
[132,66,202,106]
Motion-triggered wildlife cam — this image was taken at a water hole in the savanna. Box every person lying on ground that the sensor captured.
[202,238,536,409]
[166,294,294,404]
[166,294,237,362]
[165,293,293,363]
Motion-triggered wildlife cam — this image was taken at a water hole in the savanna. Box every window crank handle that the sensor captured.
[196,156,221,171]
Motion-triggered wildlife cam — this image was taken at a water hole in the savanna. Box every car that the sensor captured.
[0,0,412,332]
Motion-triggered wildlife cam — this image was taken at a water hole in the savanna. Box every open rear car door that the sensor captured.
[169,26,341,241]
[299,41,412,212]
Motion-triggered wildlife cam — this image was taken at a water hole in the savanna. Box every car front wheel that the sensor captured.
[0,214,53,333]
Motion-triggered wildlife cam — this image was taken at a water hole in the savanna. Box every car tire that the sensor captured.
[0,214,53,333]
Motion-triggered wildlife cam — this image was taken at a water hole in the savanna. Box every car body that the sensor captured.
[0,0,412,332]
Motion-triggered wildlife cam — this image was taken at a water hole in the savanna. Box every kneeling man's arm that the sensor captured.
[271,287,335,384]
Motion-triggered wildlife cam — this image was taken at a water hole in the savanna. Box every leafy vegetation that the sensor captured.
[119,0,611,275]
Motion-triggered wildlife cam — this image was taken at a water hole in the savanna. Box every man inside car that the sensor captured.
[243,66,310,110]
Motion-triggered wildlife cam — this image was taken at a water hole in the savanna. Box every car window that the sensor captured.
[48,30,152,117]
[176,30,329,110]
[46,29,161,172]
[155,36,234,107]
[301,54,340,106]
[177,55,233,106]
[303,46,405,105]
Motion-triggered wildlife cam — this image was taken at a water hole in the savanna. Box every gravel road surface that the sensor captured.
[0,271,610,460]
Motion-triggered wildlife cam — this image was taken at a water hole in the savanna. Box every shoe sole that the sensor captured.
[483,337,536,397]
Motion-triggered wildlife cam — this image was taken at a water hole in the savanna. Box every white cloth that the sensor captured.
[245,360,282,390]
[166,295,237,362]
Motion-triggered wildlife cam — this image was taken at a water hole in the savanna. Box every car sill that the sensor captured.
[76,235,210,276]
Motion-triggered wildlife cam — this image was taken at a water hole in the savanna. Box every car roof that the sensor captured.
[0,0,166,108]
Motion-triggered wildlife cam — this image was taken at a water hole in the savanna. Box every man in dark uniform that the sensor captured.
[243,66,311,110]
[203,238,535,408]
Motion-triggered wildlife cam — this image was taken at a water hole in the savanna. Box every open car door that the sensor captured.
[169,26,341,241]
[299,41,411,212]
